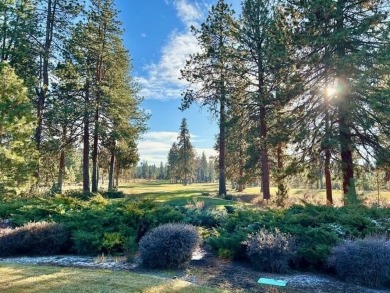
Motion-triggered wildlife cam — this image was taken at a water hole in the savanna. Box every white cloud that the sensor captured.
[137,131,177,165]
[175,0,203,27]
[143,131,178,141]
[194,147,217,159]
[141,33,147,38]
[138,131,210,165]
[137,0,204,100]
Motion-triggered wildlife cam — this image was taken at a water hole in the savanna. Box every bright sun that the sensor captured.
[325,86,337,97]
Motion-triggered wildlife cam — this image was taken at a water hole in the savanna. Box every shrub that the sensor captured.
[246,228,296,273]
[103,190,125,199]
[207,230,248,260]
[63,190,94,200]
[71,230,103,255]
[0,221,69,256]
[139,223,200,269]
[177,206,227,228]
[328,236,390,288]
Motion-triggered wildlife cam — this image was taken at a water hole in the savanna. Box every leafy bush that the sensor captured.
[328,236,390,288]
[63,190,94,200]
[207,230,248,260]
[103,190,125,199]
[139,223,200,269]
[208,205,390,269]
[176,206,227,228]
[246,228,296,273]
[0,221,69,256]
[72,230,103,255]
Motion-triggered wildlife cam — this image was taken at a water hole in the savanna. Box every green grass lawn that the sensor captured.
[119,180,237,207]
[129,180,390,207]
[0,263,225,293]
[65,179,390,207]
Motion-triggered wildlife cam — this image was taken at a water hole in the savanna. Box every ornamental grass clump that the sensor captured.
[246,228,296,273]
[0,221,69,256]
[328,236,390,288]
[139,223,200,269]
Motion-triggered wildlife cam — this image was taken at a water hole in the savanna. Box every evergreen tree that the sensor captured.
[167,143,180,183]
[200,152,208,182]
[286,0,390,204]
[0,64,36,193]
[237,0,295,200]
[158,161,165,180]
[181,0,238,196]
[177,118,195,185]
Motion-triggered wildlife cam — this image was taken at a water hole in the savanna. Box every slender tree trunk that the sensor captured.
[219,96,227,197]
[339,110,356,204]
[334,1,356,205]
[238,147,244,192]
[115,161,120,189]
[92,107,99,192]
[36,0,56,150]
[260,105,271,200]
[276,142,284,195]
[57,149,65,193]
[82,85,90,193]
[108,149,115,191]
[1,7,7,61]
[324,148,333,205]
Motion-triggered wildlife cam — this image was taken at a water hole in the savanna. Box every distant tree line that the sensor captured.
[181,0,390,205]
[133,118,216,184]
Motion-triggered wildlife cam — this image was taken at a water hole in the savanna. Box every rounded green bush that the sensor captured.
[246,228,296,273]
[328,236,390,288]
[139,223,200,269]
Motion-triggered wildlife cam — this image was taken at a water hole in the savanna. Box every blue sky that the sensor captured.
[114,0,241,165]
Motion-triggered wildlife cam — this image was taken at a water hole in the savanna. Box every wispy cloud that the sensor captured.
[175,0,203,27]
[137,132,176,165]
[194,147,217,159]
[137,0,204,100]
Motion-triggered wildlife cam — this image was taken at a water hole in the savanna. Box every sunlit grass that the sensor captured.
[0,263,225,293]
[65,179,390,207]
[119,180,238,207]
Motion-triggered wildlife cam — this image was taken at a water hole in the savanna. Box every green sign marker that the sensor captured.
[258,278,288,287]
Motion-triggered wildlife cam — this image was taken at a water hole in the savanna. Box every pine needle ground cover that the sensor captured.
[0,263,224,293]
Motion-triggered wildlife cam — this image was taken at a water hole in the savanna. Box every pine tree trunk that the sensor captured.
[238,148,244,192]
[339,111,356,204]
[92,107,99,192]
[334,1,356,205]
[83,85,90,193]
[260,105,271,200]
[108,150,115,191]
[218,96,227,197]
[57,149,65,193]
[276,142,284,196]
[115,161,120,189]
[325,148,333,205]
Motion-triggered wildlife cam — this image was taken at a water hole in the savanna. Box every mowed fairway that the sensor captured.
[118,180,236,206]
[117,180,390,207]
[0,263,225,293]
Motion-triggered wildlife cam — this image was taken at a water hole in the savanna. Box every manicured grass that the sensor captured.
[119,181,236,207]
[0,263,225,293]
[66,179,390,207]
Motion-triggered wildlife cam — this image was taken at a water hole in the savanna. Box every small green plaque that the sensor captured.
[258,277,288,287]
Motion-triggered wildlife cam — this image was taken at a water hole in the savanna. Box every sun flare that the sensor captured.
[326,86,337,97]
